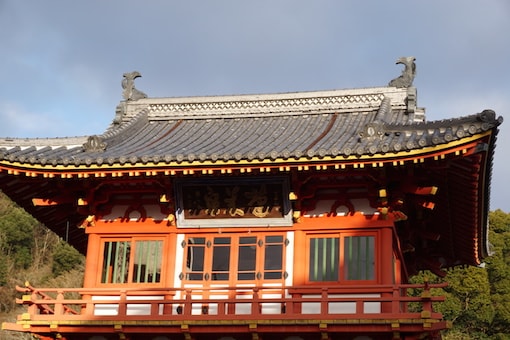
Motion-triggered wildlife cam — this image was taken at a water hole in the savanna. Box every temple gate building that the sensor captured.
[0,59,503,340]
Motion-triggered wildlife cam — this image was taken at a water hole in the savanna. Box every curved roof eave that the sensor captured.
[0,131,496,179]
[0,85,502,179]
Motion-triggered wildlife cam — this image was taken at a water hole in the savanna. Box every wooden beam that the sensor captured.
[403,185,438,196]
[77,198,89,206]
[33,195,86,207]
[32,198,70,206]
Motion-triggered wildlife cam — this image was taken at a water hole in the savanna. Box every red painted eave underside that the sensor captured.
[0,132,497,269]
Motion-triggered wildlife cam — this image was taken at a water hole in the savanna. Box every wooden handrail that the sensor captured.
[15,283,446,322]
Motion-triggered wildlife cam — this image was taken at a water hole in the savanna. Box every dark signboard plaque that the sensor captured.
[175,177,292,227]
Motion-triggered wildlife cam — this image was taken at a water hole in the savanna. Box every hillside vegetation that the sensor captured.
[0,192,508,339]
[0,192,84,339]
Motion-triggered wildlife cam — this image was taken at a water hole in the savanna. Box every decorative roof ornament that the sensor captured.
[82,135,107,152]
[389,57,416,88]
[121,71,147,101]
[359,96,391,140]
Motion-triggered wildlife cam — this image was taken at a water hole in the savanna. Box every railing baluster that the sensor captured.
[163,294,173,315]
[184,290,192,316]
[27,291,38,316]
[251,288,260,316]
[151,299,160,315]
[118,291,127,316]
[217,299,226,316]
[14,283,447,322]
[54,290,64,315]
[392,286,400,314]
[421,280,433,318]
[356,298,364,315]
[85,300,94,316]
[321,287,328,315]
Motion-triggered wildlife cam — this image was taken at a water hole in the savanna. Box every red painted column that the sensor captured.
[380,226,395,314]
[380,226,395,285]
[83,233,100,288]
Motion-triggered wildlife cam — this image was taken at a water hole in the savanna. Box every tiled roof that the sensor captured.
[0,86,502,169]
[0,81,503,273]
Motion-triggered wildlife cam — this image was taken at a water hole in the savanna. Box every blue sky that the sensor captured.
[0,1,509,211]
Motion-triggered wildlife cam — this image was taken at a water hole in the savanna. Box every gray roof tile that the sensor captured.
[0,86,503,168]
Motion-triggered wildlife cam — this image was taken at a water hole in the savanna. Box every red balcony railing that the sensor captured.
[4,282,449,337]
[12,282,447,320]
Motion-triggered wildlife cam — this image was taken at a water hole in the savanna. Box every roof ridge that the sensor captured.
[116,86,412,123]
[0,136,88,149]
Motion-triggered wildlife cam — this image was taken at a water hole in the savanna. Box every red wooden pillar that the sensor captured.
[292,230,306,286]
[380,226,395,284]
[381,226,395,313]
[83,233,100,288]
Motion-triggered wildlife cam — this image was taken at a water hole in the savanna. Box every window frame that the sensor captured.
[181,233,287,286]
[305,231,379,285]
[98,236,165,286]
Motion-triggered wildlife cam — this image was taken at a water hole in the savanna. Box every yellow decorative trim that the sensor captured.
[0,132,491,175]
[15,317,443,327]
[421,310,431,318]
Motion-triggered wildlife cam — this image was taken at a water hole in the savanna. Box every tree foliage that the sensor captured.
[0,192,85,300]
[0,201,35,268]
[485,209,510,337]
[442,267,494,336]
[52,240,84,276]
[412,209,510,339]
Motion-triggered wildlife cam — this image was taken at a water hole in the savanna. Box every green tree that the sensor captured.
[0,253,8,286]
[411,210,510,339]
[52,240,84,276]
[0,204,36,268]
[443,266,494,336]
[485,209,510,336]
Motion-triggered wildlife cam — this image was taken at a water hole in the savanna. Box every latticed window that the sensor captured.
[183,233,286,284]
[263,235,284,279]
[101,239,163,284]
[308,234,375,282]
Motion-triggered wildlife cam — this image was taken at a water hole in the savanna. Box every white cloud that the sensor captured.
[0,102,59,138]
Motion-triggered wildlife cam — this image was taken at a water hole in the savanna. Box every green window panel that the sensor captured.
[309,237,339,282]
[344,236,375,280]
[101,239,163,284]
[308,235,375,282]
[101,241,131,284]
[132,240,163,283]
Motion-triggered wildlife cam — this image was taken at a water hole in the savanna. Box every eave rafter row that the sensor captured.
[0,139,482,179]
